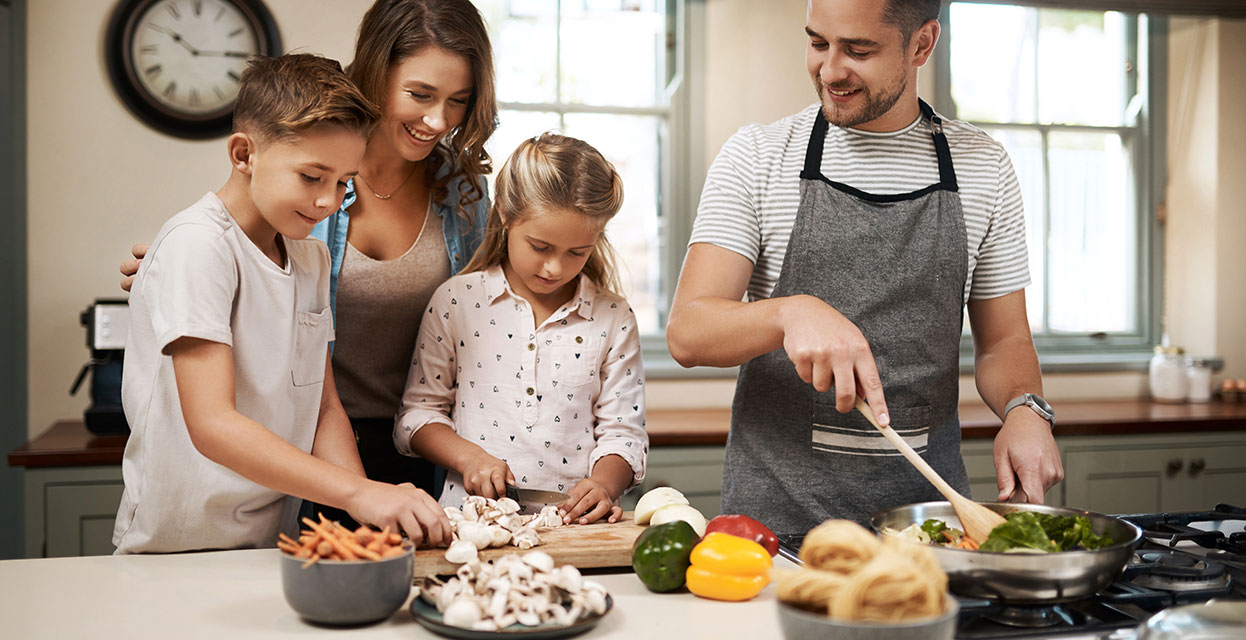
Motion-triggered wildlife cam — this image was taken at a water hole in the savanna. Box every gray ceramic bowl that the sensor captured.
[280,545,415,626]
[777,599,959,640]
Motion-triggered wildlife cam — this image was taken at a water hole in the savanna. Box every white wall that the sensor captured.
[23,2,1246,438]
[25,0,374,439]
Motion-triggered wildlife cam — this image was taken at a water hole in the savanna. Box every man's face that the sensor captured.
[805,0,917,131]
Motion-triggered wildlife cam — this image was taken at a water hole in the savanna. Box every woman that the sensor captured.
[121,0,498,496]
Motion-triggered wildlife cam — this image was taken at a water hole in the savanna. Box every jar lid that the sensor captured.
[1185,356,1214,367]
[1154,345,1185,355]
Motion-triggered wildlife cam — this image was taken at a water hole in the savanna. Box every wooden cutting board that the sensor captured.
[413,511,646,577]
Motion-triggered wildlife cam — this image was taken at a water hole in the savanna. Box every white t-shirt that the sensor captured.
[114,192,335,554]
[394,266,647,508]
[689,103,1031,304]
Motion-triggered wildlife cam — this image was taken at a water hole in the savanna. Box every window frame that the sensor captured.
[934,4,1168,373]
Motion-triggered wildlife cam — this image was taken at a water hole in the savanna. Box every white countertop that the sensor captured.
[0,549,795,639]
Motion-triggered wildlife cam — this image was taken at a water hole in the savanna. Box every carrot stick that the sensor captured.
[302,517,358,560]
[301,553,321,569]
[277,540,303,555]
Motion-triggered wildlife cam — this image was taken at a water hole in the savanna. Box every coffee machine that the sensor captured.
[69,299,130,434]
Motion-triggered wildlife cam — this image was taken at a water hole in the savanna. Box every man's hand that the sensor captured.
[120,243,148,292]
[780,295,890,423]
[346,481,452,548]
[993,409,1063,503]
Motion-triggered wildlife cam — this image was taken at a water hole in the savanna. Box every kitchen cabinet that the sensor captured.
[24,465,123,557]
[1063,432,1246,515]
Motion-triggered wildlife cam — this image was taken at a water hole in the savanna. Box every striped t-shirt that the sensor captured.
[690,103,1030,304]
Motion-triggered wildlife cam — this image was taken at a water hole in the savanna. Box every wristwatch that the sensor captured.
[1004,393,1055,429]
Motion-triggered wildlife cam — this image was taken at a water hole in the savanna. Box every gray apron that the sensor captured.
[722,101,971,534]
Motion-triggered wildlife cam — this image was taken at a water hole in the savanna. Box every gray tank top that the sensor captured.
[333,204,450,418]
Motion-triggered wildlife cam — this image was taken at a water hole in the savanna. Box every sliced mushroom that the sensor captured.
[444,539,478,564]
[443,599,483,628]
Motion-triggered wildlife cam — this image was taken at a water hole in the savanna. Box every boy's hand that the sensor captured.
[120,243,148,292]
[347,481,451,548]
[560,478,622,525]
[459,449,514,500]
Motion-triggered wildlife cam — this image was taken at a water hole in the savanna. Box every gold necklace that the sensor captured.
[357,163,417,200]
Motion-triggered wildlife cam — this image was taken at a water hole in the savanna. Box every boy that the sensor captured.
[114,54,451,554]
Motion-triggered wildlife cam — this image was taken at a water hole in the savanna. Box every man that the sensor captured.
[667,0,1063,534]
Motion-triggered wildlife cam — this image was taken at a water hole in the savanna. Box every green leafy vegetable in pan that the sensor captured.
[980,512,1114,553]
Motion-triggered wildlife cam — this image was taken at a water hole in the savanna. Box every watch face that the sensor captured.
[130,0,258,116]
[106,0,282,139]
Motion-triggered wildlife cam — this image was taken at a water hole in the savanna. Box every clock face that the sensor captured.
[129,0,259,116]
[106,0,282,139]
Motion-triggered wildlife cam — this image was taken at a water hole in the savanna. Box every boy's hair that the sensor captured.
[233,54,380,142]
[349,0,497,226]
[463,133,625,296]
[882,0,942,44]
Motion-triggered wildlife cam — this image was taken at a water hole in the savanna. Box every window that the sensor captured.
[474,0,686,340]
[936,3,1165,367]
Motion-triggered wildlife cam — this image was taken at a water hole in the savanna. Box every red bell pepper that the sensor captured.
[703,514,779,557]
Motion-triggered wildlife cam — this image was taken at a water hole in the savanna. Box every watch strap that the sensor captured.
[1004,393,1055,428]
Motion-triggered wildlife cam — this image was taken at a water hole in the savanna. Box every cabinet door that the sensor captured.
[1065,448,1185,514]
[45,481,124,557]
[1187,444,1246,508]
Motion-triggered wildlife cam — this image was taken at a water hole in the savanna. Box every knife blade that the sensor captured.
[504,484,570,505]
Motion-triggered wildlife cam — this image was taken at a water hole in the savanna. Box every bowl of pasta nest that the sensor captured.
[870,501,1142,604]
[773,520,959,640]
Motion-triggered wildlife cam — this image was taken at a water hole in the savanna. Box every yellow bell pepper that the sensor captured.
[685,531,773,601]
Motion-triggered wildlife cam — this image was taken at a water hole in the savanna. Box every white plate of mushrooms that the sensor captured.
[411,551,612,639]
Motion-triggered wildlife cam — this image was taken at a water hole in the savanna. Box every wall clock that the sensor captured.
[105,0,282,139]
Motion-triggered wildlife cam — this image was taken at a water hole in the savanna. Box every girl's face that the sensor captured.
[503,207,601,304]
[376,46,473,163]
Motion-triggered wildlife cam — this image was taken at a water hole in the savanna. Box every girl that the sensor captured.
[394,133,647,525]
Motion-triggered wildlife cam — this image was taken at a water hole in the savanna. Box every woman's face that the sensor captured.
[376,46,473,163]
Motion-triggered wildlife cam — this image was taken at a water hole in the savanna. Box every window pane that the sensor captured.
[1036,11,1130,127]
[564,113,662,334]
[982,127,1046,332]
[949,3,1036,123]
[561,1,667,107]
[477,1,558,104]
[1046,131,1137,333]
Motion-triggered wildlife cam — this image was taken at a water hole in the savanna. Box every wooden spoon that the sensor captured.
[854,396,1006,544]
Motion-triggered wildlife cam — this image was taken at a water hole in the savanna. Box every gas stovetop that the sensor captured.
[776,504,1246,640]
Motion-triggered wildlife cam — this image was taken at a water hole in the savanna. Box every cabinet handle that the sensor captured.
[1167,458,1184,475]
[1189,457,1206,475]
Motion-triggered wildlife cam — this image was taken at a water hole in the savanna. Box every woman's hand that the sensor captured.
[120,244,149,292]
[459,449,514,499]
[560,478,622,525]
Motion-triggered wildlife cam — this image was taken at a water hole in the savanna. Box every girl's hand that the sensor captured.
[120,243,148,292]
[347,481,452,548]
[560,478,622,525]
[460,449,514,499]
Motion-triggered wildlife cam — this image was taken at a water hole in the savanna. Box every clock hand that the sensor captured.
[147,23,201,56]
[197,50,252,58]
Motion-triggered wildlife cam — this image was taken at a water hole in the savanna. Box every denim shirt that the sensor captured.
[310,161,490,320]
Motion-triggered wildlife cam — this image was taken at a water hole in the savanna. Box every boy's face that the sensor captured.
[503,206,601,303]
[245,124,367,239]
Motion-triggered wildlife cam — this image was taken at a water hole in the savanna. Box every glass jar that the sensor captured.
[1149,346,1187,404]
[1185,358,1213,403]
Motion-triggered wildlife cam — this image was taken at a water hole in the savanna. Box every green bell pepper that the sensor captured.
[631,520,700,592]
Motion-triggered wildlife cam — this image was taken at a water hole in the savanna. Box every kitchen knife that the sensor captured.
[504,485,570,505]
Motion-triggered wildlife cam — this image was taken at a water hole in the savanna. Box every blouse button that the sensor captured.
[526,387,535,396]
[575,336,583,344]
[528,343,536,351]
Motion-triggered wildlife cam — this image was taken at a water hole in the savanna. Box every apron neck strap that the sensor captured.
[803,100,959,193]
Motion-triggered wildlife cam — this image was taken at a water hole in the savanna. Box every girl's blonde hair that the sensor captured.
[463,133,624,295]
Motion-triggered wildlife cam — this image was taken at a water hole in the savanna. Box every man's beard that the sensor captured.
[815,74,907,129]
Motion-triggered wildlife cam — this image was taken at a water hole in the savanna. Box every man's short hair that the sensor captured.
[233,54,380,142]
[883,0,942,43]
